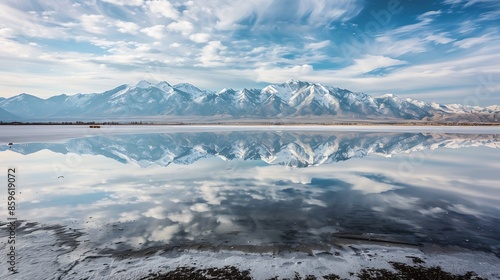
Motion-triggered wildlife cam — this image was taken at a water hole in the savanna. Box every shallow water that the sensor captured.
[1,126,500,279]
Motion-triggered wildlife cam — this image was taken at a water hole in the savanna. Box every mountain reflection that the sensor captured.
[2,131,499,167]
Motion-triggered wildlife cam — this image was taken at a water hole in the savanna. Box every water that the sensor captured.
[1,126,500,279]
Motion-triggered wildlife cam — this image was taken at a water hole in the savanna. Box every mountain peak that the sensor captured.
[9,93,41,101]
[174,83,202,92]
[134,80,153,89]
[19,93,35,97]
[283,79,311,86]
[380,93,396,98]
[155,81,171,87]
[155,81,173,93]
[218,88,235,94]
[175,82,195,87]
[285,78,304,83]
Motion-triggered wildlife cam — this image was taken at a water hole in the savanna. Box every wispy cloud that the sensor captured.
[348,55,407,75]
[443,0,500,8]
[101,0,144,6]
[453,34,491,48]
[417,10,442,21]
[306,40,330,50]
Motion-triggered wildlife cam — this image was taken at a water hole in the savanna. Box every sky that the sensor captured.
[0,0,499,105]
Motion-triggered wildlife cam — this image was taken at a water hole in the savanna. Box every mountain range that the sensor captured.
[1,80,499,122]
[2,131,498,168]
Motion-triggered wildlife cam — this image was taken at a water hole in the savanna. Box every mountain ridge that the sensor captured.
[1,80,499,122]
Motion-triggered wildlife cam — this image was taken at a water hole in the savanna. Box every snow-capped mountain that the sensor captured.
[2,132,499,168]
[0,80,499,122]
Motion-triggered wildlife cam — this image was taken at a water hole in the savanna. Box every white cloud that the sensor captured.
[100,0,144,6]
[186,0,361,31]
[443,0,463,5]
[147,1,179,19]
[389,19,433,36]
[0,37,39,58]
[140,25,166,39]
[189,33,210,43]
[348,55,407,74]
[458,20,477,34]
[376,37,428,56]
[116,21,140,34]
[453,35,490,48]
[166,20,194,35]
[296,0,363,25]
[425,33,455,44]
[0,2,77,39]
[417,10,442,21]
[209,1,273,31]
[0,27,15,38]
[306,40,330,50]
[198,40,227,67]
[135,44,151,52]
[443,0,500,8]
[250,46,267,54]
[479,9,500,21]
[80,14,109,34]
[371,11,452,58]
[291,64,314,74]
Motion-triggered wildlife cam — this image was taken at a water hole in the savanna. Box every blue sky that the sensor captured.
[0,0,499,105]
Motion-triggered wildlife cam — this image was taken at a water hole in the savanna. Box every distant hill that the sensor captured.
[1,80,499,123]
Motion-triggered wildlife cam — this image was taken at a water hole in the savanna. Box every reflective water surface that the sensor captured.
[1,127,500,278]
